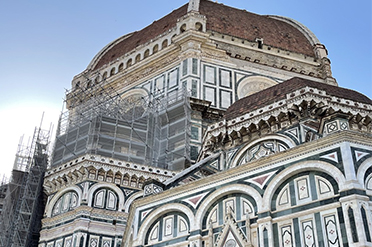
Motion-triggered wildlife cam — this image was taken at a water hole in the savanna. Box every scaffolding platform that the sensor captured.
[53,84,191,171]
[0,126,51,247]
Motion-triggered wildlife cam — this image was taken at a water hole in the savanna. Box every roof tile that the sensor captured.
[93,0,316,70]
[224,77,372,120]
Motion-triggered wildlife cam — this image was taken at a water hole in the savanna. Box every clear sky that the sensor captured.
[0,0,371,177]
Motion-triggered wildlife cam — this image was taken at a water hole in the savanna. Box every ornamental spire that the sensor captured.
[187,0,200,12]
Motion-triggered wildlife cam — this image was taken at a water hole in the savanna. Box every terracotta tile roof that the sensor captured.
[199,0,315,57]
[224,77,372,120]
[93,4,188,70]
[92,0,316,70]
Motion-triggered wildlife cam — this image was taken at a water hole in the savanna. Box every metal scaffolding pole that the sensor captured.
[52,79,192,170]
[0,125,51,247]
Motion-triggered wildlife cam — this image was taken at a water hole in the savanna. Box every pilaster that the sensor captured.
[257,216,273,247]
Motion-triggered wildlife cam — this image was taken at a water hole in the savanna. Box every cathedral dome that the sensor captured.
[89,0,319,71]
[224,77,372,120]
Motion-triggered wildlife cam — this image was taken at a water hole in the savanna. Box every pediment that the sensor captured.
[214,213,251,247]
[216,228,243,247]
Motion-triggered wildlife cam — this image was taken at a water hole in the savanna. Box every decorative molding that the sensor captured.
[44,154,174,194]
[202,86,372,156]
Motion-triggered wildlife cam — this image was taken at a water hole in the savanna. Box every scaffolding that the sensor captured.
[0,126,51,247]
[52,80,191,170]
[0,175,9,217]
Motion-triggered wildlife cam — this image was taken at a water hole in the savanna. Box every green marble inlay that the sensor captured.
[293,218,301,246]
[314,212,324,247]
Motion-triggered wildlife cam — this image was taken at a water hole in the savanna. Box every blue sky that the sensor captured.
[0,0,371,176]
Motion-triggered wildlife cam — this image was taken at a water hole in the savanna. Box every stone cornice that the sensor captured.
[209,33,328,81]
[204,85,372,147]
[42,205,128,227]
[210,32,319,65]
[44,154,175,194]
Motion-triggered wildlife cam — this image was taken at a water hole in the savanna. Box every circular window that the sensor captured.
[120,89,148,120]
[225,239,237,247]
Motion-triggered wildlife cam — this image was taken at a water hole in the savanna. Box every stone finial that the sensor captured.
[208,219,213,246]
[188,0,200,12]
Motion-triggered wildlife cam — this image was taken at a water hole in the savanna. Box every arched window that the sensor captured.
[153,44,159,54]
[102,71,107,80]
[127,59,132,68]
[361,206,372,242]
[161,39,168,49]
[195,22,203,31]
[93,188,118,211]
[52,191,78,216]
[135,54,141,63]
[110,67,115,76]
[118,63,124,72]
[180,24,186,33]
[348,207,358,242]
[144,49,150,59]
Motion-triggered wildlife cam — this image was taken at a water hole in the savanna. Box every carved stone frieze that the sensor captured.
[202,86,372,155]
[42,205,128,227]
[44,154,175,194]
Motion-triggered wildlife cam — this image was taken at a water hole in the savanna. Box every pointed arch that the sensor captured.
[87,182,125,211]
[123,191,143,213]
[46,185,82,217]
[134,203,194,246]
[195,184,262,230]
[356,156,372,191]
[230,134,296,168]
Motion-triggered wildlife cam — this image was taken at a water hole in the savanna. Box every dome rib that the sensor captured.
[268,15,320,46]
